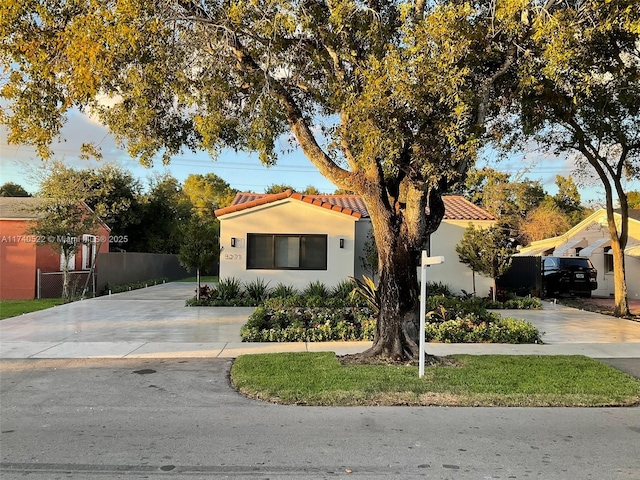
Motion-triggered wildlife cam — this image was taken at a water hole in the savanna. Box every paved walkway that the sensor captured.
[1,282,640,359]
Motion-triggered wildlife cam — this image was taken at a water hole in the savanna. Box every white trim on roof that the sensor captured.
[578,237,611,257]
[625,243,640,258]
[553,238,588,257]
[514,244,556,257]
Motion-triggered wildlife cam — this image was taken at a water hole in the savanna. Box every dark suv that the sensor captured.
[541,256,598,298]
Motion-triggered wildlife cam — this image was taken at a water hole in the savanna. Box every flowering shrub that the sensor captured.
[424,316,542,344]
[240,306,377,342]
[241,304,542,344]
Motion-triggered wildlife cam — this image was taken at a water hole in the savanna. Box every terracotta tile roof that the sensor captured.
[440,195,496,221]
[215,190,495,221]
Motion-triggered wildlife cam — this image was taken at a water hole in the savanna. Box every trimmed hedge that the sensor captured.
[240,300,543,344]
[240,306,377,342]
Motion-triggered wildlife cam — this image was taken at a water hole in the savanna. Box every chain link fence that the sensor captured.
[37,270,95,299]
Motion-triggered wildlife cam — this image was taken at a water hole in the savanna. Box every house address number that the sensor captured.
[224,254,242,260]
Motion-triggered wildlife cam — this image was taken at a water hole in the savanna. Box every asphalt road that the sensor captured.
[1,358,639,480]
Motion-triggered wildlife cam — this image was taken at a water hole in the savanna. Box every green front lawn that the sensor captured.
[0,298,63,320]
[177,276,219,283]
[231,352,640,407]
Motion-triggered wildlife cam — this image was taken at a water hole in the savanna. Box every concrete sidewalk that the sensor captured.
[2,282,640,359]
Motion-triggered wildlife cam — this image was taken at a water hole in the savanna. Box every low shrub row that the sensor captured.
[424,316,542,343]
[186,278,542,310]
[103,278,168,295]
[425,295,541,320]
[240,302,543,344]
[240,306,377,342]
[185,278,357,307]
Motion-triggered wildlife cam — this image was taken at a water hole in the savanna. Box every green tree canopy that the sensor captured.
[519,203,572,244]
[128,174,193,254]
[456,224,515,300]
[37,161,142,249]
[0,182,31,197]
[264,184,296,195]
[183,173,238,217]
[627,191,640,209]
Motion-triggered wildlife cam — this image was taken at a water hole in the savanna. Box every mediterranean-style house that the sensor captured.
[515,209,640,299]
[0,197,110,299]
[214,190,496,295]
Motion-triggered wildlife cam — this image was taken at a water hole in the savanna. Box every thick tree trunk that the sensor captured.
[610,242,629,317]
[371,234,420,360]
[356,186,445,360]
[602,185,630,317]
[576,146,630,317]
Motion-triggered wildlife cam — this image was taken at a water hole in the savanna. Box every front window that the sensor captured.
[247,234,327,270]
[604,248,614,273]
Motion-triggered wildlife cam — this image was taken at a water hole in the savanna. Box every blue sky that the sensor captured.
[1,108,637,205]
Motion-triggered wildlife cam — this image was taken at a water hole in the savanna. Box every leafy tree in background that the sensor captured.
[128,174,193,254]
[0,182,31,197]
[178,217,219,301]
[551,175,585,225]
[37,161,142,250]
[302,185,322,195]
[509,0,640,317]
[456,224,515,300]
[264,184,296,195]
[0,0,606,359]
[183,173,238,218]
[519,175,586,244]
[627,192,640,209]
[459,168,546,242]
[27,199,99,302]
[334,188,357,195]
[519,204,571,244]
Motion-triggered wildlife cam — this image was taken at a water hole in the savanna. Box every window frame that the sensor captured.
[246,233,328,271]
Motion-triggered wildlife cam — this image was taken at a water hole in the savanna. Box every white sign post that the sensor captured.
[419,252,444,378]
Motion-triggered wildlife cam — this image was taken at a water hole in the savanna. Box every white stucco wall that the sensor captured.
[218,200,360,289]
[626,256,640,300]
[429,220,496,296]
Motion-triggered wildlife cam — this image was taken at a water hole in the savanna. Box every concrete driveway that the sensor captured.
[1,282,640,359]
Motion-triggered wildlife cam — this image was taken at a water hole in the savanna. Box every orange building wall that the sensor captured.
[1,221,111,299]
[0,220,38,300]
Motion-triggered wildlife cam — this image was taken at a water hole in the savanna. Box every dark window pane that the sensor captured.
[301,235,327,269]
[247,234,327,270]
[247,234,273,269]
[275,236,300,268]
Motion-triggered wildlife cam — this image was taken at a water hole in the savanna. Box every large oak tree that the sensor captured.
[1,0,570,358]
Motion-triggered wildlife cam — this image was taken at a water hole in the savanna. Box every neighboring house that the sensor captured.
[214,190,496,294]
[0,197,110,300]
[515,209,640,299]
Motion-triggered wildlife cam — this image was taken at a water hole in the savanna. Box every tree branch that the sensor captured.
[227,34,355,189]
